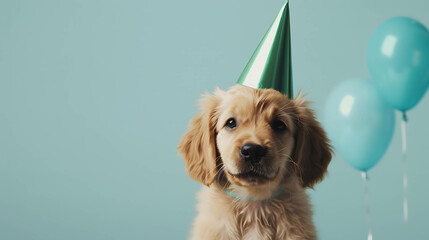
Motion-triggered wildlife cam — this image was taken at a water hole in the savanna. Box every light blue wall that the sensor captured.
[1,0,428,239]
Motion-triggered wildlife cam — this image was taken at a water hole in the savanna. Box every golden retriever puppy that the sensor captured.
[178,84,332,240]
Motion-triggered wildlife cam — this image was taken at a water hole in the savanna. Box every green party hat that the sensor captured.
[237,1,293,98]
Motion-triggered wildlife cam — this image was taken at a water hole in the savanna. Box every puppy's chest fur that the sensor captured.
[192,187,316,240]
[236,200,286,240]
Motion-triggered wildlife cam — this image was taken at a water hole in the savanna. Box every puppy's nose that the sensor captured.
[240,144,268,163]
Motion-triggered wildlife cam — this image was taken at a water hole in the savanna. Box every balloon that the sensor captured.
[324,79,395,171]
[367,17,429,111]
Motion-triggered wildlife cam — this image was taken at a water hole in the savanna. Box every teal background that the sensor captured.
[1,0,428,239]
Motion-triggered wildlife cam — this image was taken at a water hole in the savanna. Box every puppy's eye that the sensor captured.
[225,118,237,129]
[270,119,287,132]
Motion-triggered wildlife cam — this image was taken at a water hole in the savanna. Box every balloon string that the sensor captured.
[362,171,373,240]
[401,111,408,224]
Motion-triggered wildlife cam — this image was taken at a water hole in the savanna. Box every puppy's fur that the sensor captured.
[178,85,332,240]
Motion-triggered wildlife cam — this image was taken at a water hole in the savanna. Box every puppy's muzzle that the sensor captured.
[239,143,268,164]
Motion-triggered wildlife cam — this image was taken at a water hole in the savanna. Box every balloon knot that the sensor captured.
[402,111,408,122]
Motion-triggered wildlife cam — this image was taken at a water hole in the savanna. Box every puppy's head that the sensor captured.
[178,85,332,190]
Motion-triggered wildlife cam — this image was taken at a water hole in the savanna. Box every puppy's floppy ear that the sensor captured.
[291,97,333,188]
[177,90,222,186]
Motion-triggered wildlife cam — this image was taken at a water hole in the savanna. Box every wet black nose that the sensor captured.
[240,144,268,163]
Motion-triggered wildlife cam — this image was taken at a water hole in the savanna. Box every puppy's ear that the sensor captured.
[291,97,333,188]
[177,90,222,186]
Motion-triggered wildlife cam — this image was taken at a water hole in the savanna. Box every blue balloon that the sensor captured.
[367,17,429,111]
[324,79,395,171]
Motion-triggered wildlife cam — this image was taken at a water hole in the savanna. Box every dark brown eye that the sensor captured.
[225,118,237,129]
[270,118,287,132]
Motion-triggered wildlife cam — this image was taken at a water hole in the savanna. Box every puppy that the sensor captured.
[178,84,332,240]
